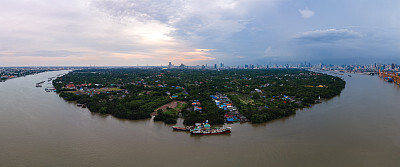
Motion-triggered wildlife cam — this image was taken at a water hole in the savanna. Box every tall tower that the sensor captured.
[168,62,173,69]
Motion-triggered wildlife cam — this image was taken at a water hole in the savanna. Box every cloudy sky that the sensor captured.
[1,0,400,66]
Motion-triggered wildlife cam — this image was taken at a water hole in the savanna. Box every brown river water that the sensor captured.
[1,70,400,167]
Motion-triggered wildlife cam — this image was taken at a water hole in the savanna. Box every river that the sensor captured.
[0,70,400,167]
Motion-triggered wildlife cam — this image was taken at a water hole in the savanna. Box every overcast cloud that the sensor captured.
[295,29,362,43]
[1,0,400,66]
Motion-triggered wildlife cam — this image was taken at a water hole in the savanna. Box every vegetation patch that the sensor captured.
[53,68,345,124]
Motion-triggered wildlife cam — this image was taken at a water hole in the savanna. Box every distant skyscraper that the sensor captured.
[214,64,217,69]
[168,62,173,69]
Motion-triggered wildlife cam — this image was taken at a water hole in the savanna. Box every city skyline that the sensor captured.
[1,0,400,66]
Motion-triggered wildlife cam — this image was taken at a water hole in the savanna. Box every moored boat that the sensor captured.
[384,77,394,82]
[172,126,191,131]
[190,122,231,135]
[190,128,231,135]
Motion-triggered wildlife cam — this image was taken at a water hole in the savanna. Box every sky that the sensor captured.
[1,0,400,66]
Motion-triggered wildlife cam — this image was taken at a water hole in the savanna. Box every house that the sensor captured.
[194,106,202,112]
[192,102,200,106]
[65,84,75,89]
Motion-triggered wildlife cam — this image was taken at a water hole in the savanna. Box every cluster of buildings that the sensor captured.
[191,100,202,112]
[0,67,56,82]
[64,82,96,90]
[157,61,315,70]
[0,75,16,81]
[281,95,297,103]
[62,82,126,96]
[159,62,400,72]
[166,62,187,69]
[211,93,249,122]
[312,63,400,73]
[76,87,125,96]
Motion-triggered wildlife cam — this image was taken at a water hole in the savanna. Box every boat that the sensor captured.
[172,126,192,131]
[45,87,56,92]
[35,81,46,87]
[190,127,231,135]
[384,77,394,82]
[348,75,352,77]
[190,122,231,135]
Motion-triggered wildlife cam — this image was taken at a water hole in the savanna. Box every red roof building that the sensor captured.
[66,84,75,88]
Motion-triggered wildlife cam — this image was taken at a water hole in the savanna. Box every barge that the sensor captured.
[172,126,192,131]
[190,122,231,135]
[190,127,231,135]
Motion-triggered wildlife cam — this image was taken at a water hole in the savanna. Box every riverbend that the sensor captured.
[1,70,400,166]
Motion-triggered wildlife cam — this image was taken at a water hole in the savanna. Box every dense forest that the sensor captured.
[53,68,345,124]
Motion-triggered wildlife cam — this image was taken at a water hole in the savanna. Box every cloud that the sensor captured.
[172,55,215,63]
[111,52,153,60]
[264,46,275,57]
[298,9,314,19]
[91,0,276,43]
[0,0,284,66]
[260,46,294,62]
[294,29,362,43]
[10,0,400,66]
[14,50,84,57]
[195,49,215,52]
[156,48,216,63]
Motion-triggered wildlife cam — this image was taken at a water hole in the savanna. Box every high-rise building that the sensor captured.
[179,64,186,69]
[168,62,173,69]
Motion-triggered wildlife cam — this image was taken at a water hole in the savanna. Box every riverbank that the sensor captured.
[1,68,51,82]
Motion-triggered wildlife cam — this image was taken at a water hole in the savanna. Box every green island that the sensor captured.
[53,68,345,124]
